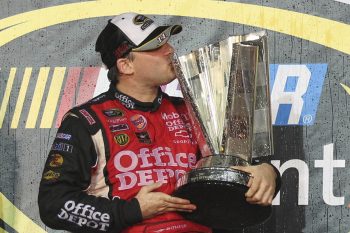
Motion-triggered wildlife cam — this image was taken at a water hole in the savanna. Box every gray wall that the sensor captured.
[1,1,350,232]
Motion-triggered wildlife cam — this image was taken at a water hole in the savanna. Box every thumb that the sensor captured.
[140,182,163,193]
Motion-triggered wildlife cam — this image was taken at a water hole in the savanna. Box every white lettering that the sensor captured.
[72,203,84,215]
[314,143,345,205]
[112,147,198,190]
[87,220,98,228]
[58,209,68,219]
[270,143,345,207]
[100,213,110,222]
[86,206,95,219]
[138,148,152,168]
[114,151,138,172]
[154,169,168,183]
[271,65,311,124]
[271,159,309,205]
[136,170,153,186]
[176,153,188,168]
[58,200,110,231]
[166,168,175,178]
[162,112,179,120]
[99,222,110,231]
[152,147,166,166]
[92,211,102,221]
[77,217,87,226]
[68,214,78,223]
[175,170,186,180]
[81,204,92,217]
[116,172,138,190]
[164,147,178,166]
[64,200,75,211]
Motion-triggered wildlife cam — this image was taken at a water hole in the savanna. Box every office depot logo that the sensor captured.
[58,200,110,231]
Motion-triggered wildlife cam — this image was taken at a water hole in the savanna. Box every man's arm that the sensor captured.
[38,115,142,233]
[38,113,196,232]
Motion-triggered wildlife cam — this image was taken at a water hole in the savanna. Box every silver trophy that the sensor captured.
[173,31,274,230]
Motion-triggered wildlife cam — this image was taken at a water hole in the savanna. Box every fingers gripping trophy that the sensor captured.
[172,31,274,230]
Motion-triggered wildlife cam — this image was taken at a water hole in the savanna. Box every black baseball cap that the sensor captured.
[95,12,182,69]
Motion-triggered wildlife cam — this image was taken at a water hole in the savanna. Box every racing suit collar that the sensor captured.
[108,84,163,112]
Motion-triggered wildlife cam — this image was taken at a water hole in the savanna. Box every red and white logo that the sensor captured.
[130,114,147,130]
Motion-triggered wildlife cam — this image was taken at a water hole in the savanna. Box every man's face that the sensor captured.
[131,43,176,87]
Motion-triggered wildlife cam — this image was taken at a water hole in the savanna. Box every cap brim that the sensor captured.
[132,25,182,52]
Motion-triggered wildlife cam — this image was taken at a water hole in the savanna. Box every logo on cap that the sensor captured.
[157,33,167,43]
[133,14,154,30]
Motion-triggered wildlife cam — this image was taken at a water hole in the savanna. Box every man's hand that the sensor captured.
[231,163,277,206]
[135,182,196,219]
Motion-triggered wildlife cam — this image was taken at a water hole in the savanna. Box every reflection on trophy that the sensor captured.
[173,31,274,230]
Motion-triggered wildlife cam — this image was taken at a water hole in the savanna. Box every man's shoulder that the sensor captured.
[61,91,111,128]
[67,91,110,113]
[80,92,110,108]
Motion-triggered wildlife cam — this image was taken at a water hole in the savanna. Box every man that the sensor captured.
[38,12,280,233]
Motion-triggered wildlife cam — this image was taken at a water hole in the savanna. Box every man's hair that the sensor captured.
[107,52,135,84]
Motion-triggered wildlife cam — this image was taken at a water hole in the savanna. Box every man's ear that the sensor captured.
[116,58,133,75]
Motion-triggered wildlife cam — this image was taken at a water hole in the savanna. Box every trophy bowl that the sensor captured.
[173,156,272,229]
[172,31,274,230]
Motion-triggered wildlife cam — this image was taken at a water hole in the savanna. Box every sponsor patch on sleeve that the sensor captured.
[79,109,96,125]
[43,170,60,181]
[56,133,72,140]
[51,142,74,153]
[49,154,64,167]
[57,200,110,231]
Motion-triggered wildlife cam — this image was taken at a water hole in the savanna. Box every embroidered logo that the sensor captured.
[43,170,60,181]
[109,124,129,132]
[130,114,147,130]
[103,108,124,117]
[56,133,72,140]
[52,142,73,153]
[133,14,154,30]
[49,154,64,167]
[135,132,152,144]
[115,93,135,109]
[79,109,95,125]
[114,134,129,146]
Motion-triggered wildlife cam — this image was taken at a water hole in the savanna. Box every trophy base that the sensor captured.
[173,167,272,230]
